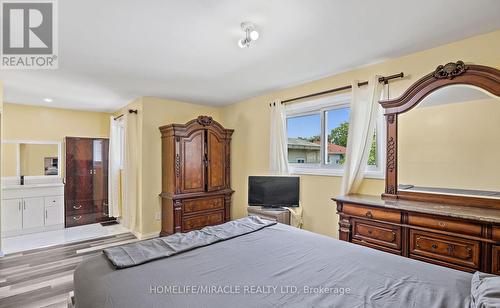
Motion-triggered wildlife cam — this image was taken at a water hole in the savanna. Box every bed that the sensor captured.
[74,218,472,308]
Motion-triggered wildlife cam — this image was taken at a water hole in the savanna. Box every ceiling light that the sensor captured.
[238,22,259,48]
[44,98,53,103]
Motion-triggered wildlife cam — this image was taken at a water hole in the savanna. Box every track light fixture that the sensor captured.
[238,22,259,48]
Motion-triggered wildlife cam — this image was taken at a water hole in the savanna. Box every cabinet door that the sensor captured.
[22,197,45,229]
[91,139,109,202]
[1,198,23,232]
[207,130,226,191]
[45,196,64,226]
[65,137,94,201]
[179,130,206,193]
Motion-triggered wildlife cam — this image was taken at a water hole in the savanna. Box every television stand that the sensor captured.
[247,206,291,225]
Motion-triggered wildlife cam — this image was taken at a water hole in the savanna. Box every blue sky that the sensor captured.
[287,107,350,139]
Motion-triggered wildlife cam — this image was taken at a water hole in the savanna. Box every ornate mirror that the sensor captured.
[380,61,500,206]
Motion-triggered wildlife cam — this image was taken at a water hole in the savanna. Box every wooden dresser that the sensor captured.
[334,195,500,274]
[334,61,500,274]
[159,116,234,236]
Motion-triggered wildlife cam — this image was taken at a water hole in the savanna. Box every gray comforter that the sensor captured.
[74,220,472,308]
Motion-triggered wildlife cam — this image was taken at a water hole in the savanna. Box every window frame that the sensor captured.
[285,93,385,179]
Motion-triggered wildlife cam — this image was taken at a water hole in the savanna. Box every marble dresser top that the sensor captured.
[332,194,500,224]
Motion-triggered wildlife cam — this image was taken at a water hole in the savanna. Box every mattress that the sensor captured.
[74,223,472,308]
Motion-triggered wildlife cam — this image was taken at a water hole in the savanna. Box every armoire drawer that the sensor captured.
[343,204,400,223]
[65,200,95,215]
[183,196,224,215]
[66,213,96,227]
[182,211,224,232]
[352,219,401,250]
[409,229,480,269]
[492,246,500,275]
[408,213,481,236]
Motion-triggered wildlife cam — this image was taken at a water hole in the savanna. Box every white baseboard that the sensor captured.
[131,230,160,240]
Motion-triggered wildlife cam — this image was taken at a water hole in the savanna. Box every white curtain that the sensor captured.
[269,100,289,175]
[108,117,121,218]
[340,75,384,195]
[122,112,140,232]
[268,101,303,228]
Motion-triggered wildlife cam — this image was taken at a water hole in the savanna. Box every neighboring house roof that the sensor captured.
[287,138,320,151]
[325,142,346,155]
[287,138,346,154]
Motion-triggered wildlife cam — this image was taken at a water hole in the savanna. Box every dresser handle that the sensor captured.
[365,211,373,219]
[73,216,82,221]
[391,231,397,242]
[431,244,438,249]
[73,205,82,210]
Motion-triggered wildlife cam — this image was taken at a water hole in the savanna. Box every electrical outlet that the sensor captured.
[155,212,161,221]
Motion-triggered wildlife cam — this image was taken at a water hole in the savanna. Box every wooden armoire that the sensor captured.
[159,116,234,236]
[65,137,112,227]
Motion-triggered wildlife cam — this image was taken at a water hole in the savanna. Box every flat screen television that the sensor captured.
[248,176,299,208]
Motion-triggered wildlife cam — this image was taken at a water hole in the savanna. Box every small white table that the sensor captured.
[247,206,291,225]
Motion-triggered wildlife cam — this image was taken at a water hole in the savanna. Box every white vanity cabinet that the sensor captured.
[1,198,23,232]
[1,184,64,237]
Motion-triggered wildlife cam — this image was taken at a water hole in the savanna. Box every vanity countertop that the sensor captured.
[2,183,64,190]
[332,194,500,224]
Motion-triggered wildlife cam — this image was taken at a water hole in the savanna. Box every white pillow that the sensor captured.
[470,271,500,308]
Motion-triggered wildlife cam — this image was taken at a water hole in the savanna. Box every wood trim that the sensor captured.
[380,63,500,114]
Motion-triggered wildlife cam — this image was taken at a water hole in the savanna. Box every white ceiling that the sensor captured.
[1,0,500,112]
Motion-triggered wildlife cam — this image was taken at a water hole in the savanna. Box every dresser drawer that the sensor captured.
[492,246,500,275]
[183,197,224,214]
[182,211,224,232]
[352,219,401,250]
[409,230,480,269]
[343,204,401,223]
[408,213,481,237]
[493,227,500,242]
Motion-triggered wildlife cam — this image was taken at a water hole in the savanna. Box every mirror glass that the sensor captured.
[20,144,59,176]
[1,142,60,177]
[398,85,500,197]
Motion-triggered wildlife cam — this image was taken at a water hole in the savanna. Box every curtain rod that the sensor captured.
[113,109,138,121]
[279,72,404,105]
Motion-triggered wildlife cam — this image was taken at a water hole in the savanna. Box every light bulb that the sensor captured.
[238,39,248,48]
[249,30,259,41]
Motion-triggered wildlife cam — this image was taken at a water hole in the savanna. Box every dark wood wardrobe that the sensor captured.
[159,116,234,236]
[65,137,112,227]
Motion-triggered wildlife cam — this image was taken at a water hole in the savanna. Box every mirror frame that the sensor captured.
[2,140,62,179]
[379,61,500,207]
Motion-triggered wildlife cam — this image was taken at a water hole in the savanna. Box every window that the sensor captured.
[286,94,384,178]
[287,114,321,165]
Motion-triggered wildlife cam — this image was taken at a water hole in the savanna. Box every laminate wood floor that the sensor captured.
[0,232,137,308]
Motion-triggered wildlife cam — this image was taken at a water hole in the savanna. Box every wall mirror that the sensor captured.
[1,141,62,178]
[398,85,500,197]
[379,61,500,204]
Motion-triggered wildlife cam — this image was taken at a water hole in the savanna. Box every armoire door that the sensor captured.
[179,130,206,194]
[206,130,226,191]
[65,137,94,202]
[91,139,109,215]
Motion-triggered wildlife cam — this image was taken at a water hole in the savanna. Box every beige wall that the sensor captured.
[219,30,500,238]
[399,98,500,191]
[3,103,110,141]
